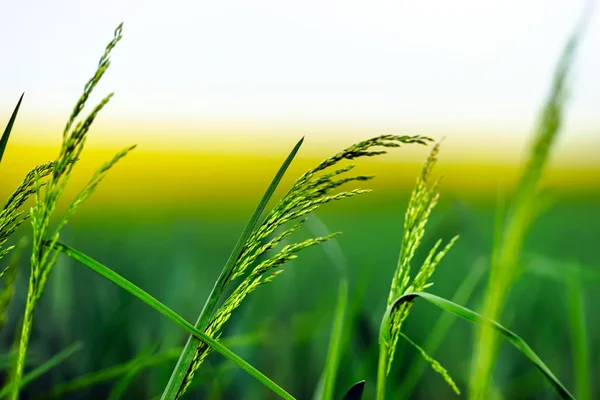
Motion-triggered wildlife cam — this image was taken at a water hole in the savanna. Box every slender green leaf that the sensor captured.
[341,381,365,400]
[50,241,295,400]
[162,137,303,399]
[0,341,83,397]
[320,280,348,400]
[308,216,349,400]
[395,258,487,398]
[0,93,24,165]
[383,291,575,400]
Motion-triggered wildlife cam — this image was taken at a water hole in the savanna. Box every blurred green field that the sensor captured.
[2,187,598,399]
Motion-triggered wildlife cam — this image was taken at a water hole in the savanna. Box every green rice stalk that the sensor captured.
[376,142,458,400]
[469,11,589,397]
[167,135,431,399]
[161,137,304,400]
[398,331,459,394]
[0,162,54,262]
[10,23,135,400]
[49,241,296,400]
[386,291,575,400]
[0,93,24,165]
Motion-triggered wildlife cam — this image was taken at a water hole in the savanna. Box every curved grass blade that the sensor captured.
[341,380,365,400]
[0,93,24,165]
[162,137,303,399]
[394,257,487,398]
[50,241,295,400]
[0,341,83,397]
[383,291,575,400]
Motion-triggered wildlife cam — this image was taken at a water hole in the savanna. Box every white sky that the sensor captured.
[0,0,598,156]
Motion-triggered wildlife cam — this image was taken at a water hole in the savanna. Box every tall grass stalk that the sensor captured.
[377,142,459,400]
[163,135,431,399]
[469,13,589,398]
[10,23,135,399]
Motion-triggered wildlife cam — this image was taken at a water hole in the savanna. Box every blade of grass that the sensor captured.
[0,341,83,397]
[565,268,591,400]
[162,137,303,399]
[383,291,575,400]
[0,93,24,165]
[394,258,486,398]
[50,241,295,400]
[319,279,348,400]
[307,216,349,400]
[341,380,365,400]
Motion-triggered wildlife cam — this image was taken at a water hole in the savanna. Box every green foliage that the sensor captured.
[166,135,430,399]
[50,241,296,400]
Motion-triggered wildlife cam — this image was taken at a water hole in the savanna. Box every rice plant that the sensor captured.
[469,9,590,398]
[156,134,433,399]
[9,23,136,399]
[376,142,460,399]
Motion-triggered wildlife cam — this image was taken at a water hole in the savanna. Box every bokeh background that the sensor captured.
[1,1,599,399]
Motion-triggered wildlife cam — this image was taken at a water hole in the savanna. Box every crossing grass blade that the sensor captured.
[341,381,365,400]
[162,137,303,400]
[383,291,575,400]
[0,93,24,165]
[49,241,296,400]
[0,341,83,397]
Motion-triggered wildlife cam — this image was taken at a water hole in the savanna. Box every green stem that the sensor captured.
[376,340,388,400]
[11,286,36,400]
